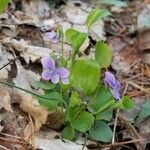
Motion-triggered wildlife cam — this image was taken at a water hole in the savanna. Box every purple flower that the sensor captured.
[46,30,59,43]
[104,71,121,100]
[41,56,69,85]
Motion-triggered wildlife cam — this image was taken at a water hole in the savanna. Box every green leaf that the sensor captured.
[136,100,150,123]
[100,0,127,8]
[0,0,9,14]
[86,9,110,29]
[110,96,134,110]
[34,81,55,90]
[70,59,100,95]
[62,124,75,140]
[96,109,113,121]
[38,92,63,110]
[95,41,112,69]
[68,106,94,132]
[89,121,113,142]
[69,91,81,107]
[88,85,115,114]
[65,29,87,52]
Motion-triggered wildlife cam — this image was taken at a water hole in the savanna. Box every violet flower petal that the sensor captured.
[46,31,56,39]
[46,30,59,43]
[50,73,59,84]
[111,90,120,100]
[114,80,121,91]
[104,71,116,89]
[57,67,70,78]
[61,78,69,85]
[42,69,52,80]
[41,56,55,71]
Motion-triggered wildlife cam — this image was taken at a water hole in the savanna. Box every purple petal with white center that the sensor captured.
[61,78,69,85]
[50,73,59,84]
[104,71,117,89]
[42,69,52,80]
[57,67,70,79]
[41,56,55,71]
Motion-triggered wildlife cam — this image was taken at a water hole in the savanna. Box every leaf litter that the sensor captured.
[0,0,150,149]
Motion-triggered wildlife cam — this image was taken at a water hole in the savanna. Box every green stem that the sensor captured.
[94,100,115,114]
[0,81,67,109]
[71,51,76,67]
[61,34,65,66]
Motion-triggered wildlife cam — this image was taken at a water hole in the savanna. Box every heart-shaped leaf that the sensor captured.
[62,124,75,140]
[65,29,87,52]
[70,59,99,95]
[89,121,113,142]
[0,0,9,14]
[88,85,115,114]
[136,100,150,123]
[68,106,94,132]
[110,96,134,110]
[95,41,112,69]
[86,9,110,29]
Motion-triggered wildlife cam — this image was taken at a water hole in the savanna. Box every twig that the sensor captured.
[128,81,150,93]
[0,145,10,150]
[101,139,144,148]
[112,83,128,144]
[112,109,119,144]
[0,57,19,70]
[0,137,25,144]
[118,115,144,149]
[0,133,21,139]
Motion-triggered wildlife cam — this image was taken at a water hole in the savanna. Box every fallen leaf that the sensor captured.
[143,53,150,65]
[0,88,13,112]
[13,62,41,91]
[137,4,150,31]
[61,4,88,24]
[0,44,14,79]
[2,38,53,63]
[89,20,106,41]
[139,30,150,51]
[137,118,150,149]
[18,93,49,139]
[35,139,88,150]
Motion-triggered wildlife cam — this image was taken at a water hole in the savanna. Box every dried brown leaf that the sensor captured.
[0,88,13,112]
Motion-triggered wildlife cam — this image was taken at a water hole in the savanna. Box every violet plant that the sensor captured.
[0,1,134,144]
[36,8,134,143]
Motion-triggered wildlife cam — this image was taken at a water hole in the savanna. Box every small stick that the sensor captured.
[112,83,128,144]
[112,109,119,144]
[128,81,149,93]
[0,145,10,150]
[0,137,25,144]
[0,133,21,139]
[102,139,144,148]
[0,57,19,70]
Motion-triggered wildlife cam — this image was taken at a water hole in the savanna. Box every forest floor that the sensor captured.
[0,0,150,150]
